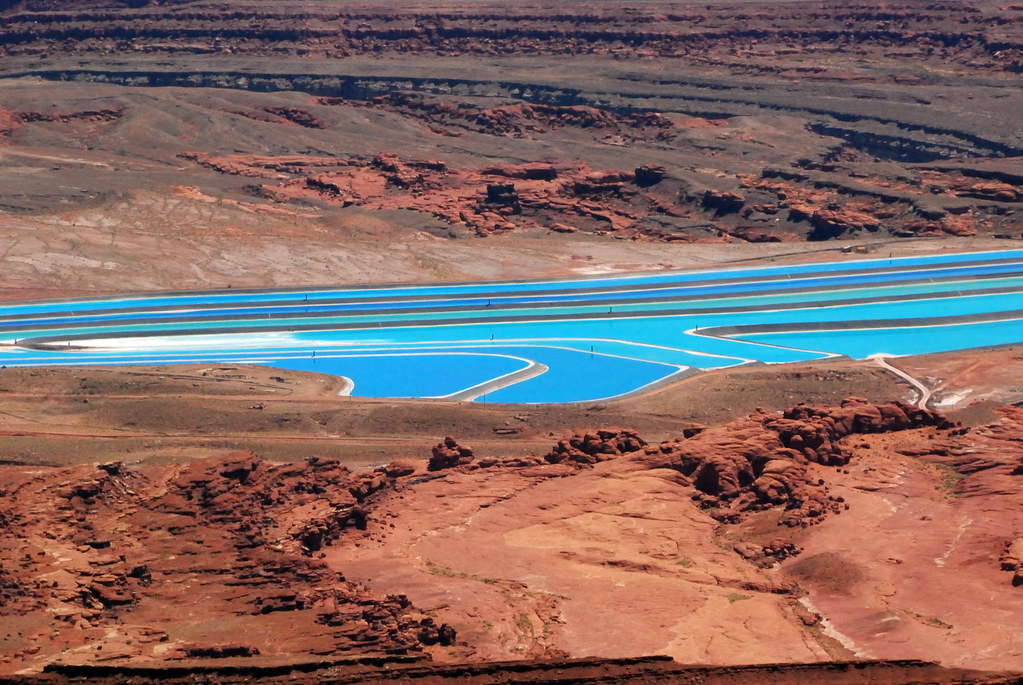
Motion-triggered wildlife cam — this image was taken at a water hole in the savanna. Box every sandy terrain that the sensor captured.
[1,0,1022,682]
[0,359,905,467]
[886,348,1023,413]
[1,389,1022,683]
[0,0,1021,299]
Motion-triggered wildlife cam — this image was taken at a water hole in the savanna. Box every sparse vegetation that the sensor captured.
[426,563,495,585]
[514,613,535,638]
[933,463,965,498]
[904,609,953,630]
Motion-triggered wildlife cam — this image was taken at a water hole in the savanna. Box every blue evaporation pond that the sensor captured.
[249,342,693,402]
[258,352,530,398]
[735,317,1023,359]
[5,247,1022,318]
[290,316,831,365]
[3,248,1023,403]
[475,346,683,404]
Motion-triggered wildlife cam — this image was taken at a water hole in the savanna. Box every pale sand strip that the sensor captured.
[869,353,933,409]
[444,362,548,402]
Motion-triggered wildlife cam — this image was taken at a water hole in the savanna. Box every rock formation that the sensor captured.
[1001,539,1023,587]
[544,428,647,466]
[0,452,454,671]
[639,398,951,525]
[429,436,475,471]
[3,396,1023,675]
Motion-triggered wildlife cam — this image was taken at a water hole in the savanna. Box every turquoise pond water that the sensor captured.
[2,249,1022,403]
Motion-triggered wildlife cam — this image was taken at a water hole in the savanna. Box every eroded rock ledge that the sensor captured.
[4,397,1023,675]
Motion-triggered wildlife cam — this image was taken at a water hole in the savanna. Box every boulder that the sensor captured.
[485,182,519,205]
[428,437,475,471]
[702,189,746,214]
[219,454,260,483]
[1001,538,1023,572]
[418,618,457,646]
[382,459,418,478]
[634,164,667,186]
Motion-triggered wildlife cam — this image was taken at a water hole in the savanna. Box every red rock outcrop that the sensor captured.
[342,95,675,143]
[1000,538,1023,587]
[12,108,124,124]
[262,106,330,129]
[544,428,647,466]
[896,404,1023,500]
[733,539,803,568]
[702,189,746,215]
[0,453,453,671]
[184,151,691,238]
[639,398,951,525]
[428,436,474,471]
[634,164,667,187]
[3,397,1023,675]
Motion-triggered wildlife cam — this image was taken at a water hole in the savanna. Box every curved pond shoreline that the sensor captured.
[2,249,1022,403]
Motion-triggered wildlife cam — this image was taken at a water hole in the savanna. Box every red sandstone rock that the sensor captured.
[13,108,124,124]
[702,189,746,214]
[636,398,952,525]
[634,164,667,186]
[262,106,330,129]
[429,436,475,471]
[485,182,519,206]
[808,207,881,239]
[1001,538,1023,575]
[383,459,419,478]
[544,428,647,466]
[0,454,448,669]
[219,452,260,482]
[480,163,559,181]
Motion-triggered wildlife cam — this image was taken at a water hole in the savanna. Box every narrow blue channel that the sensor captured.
[736,318,1023,359]
[2,248,1021,318]
[1,249,1022,403]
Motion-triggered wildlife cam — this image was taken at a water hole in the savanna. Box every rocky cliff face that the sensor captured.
[1,1,1021,244]
[2,398,1022,674]
[639,398,952,525]
[1,3,1020,75]
[0,453,453,672]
